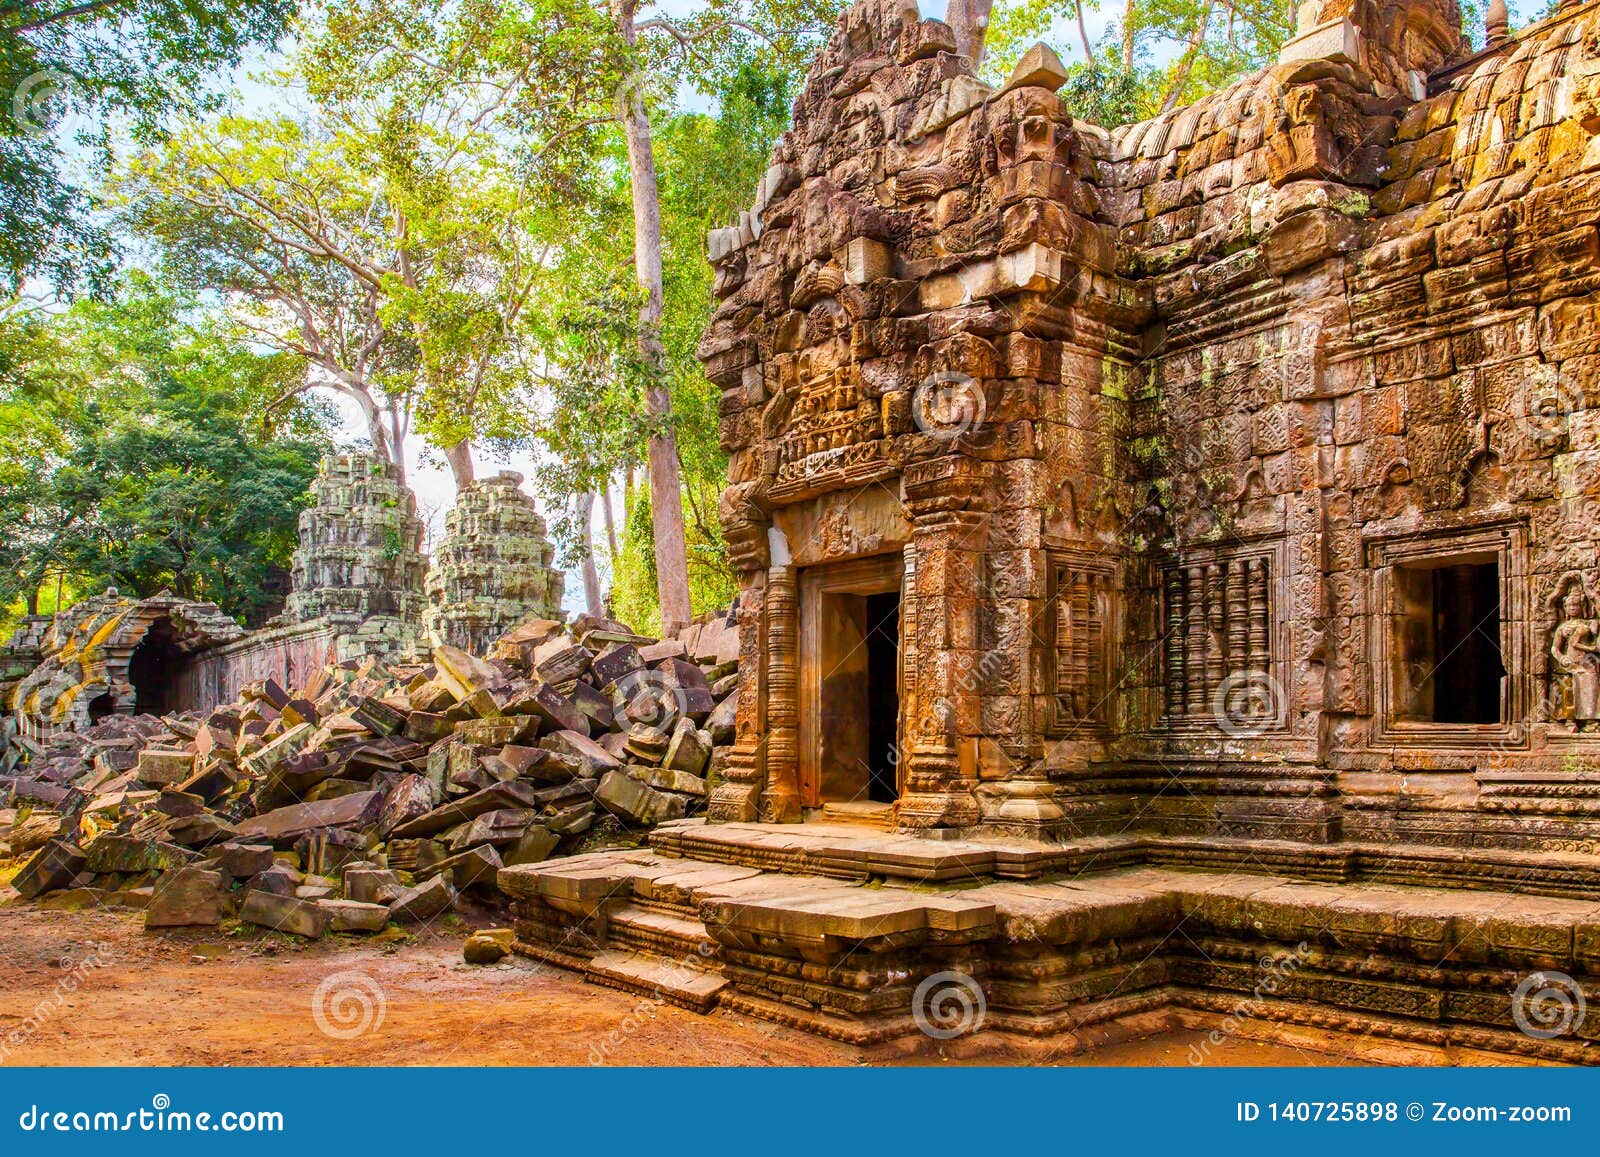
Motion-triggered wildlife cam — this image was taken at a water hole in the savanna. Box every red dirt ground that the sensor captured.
[0,890,1463,1067]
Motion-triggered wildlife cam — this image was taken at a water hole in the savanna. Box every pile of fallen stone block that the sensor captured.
[0,610,740,941]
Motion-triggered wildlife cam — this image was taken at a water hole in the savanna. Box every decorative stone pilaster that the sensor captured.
[284,454,427,660]
[423,472,564,653]
[894,455,992,830]
[708,484,774,823]
[759,561,803,823]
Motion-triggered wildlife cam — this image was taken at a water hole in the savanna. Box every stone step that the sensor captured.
[584,949,729,1013]
[607,903,715,958]
[816,801,895,830]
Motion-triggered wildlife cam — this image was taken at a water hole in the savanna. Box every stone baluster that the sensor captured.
[1165,566,1185,721]
[1249,557,1272,719]
[1227,557,1250,681]
[1185,564,1207,716]
[1204,562,1227,696]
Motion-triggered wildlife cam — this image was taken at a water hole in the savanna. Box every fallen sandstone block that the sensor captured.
[387,875,457,923]
[464,927,515,964]
[13,840,88,899]
[135,748,195,787]
[145,867,227,928]
[344,867,404,905]
[239,889,332,939]
[233,790,382,843]
[317,899,390,933]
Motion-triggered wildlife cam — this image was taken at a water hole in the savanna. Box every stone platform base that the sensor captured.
[499,821,1600,1061]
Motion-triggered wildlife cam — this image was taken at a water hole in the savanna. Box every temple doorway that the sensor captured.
[128,616,183,717]
[799,554,903,812]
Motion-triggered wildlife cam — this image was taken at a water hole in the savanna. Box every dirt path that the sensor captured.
[0,895,850,1067]
[0,893,1388,1067]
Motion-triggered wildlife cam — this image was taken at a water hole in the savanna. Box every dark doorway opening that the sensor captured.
[1430,561,1503,724]
[800,554,904,810]
[864,590,901,804]
[87,693,116,724]
[1392,557,1504,725]
[128,617,183,717]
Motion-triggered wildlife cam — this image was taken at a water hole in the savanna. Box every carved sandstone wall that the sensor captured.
[699,0,1600,851]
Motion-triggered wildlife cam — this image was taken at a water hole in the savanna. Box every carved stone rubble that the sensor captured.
[2,452,566,748]
[423,471,565,653]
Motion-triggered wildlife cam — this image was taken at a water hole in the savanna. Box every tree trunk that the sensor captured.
[445,439,475,489]
[1075,0,1096,68]
[387,397,408,483]
[945,0,994,68]
[349,385,394,468]
[577,491,603,617]
[615,0,693,635]
[601,484,620,561]
[1123,0,1137,69]
[1159,3,1212,114]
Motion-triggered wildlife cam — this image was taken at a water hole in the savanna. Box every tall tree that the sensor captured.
[0,0,294,292]
[300,0,595,487]
[506,0,838,631]
[120,113,417,473]
[0,274,334,623]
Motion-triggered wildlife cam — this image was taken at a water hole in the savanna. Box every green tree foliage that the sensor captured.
[984,0,1493,126]
[983,0,1294,122]
[0,275,335,626]
[0,0,294,292]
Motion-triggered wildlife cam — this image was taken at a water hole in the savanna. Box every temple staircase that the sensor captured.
[498,819,1600,1061]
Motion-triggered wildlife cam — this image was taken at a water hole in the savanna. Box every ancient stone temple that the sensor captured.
[423,471,565,652]
[2,454,439,750]
[695,0,1600,853]
[1,590,246,744]
[497,0,1600,1057]
[284,454,428,661]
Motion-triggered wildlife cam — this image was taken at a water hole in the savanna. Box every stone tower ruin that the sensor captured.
[423,470,567,652]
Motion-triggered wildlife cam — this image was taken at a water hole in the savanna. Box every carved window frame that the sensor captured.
[1365,519,1528,750]
[1042,546,1120,738]
[1157,537,1289,735]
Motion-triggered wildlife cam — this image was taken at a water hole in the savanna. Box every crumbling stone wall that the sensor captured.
[699,0,1600,852]
[423,471,565,653]
[2,590,245,744]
